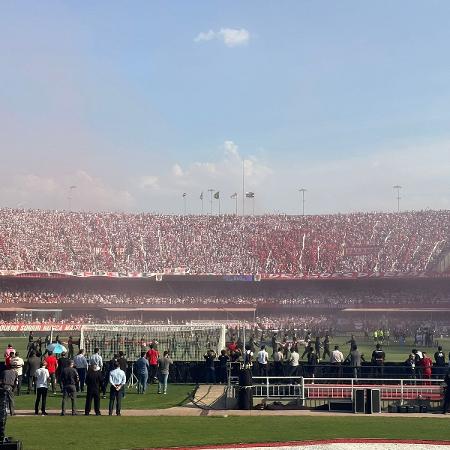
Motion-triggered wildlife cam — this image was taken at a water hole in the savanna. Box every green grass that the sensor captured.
[14,384,194,410]
[327,336,447,363]
[5,416,450,450]
[3,335,449,363]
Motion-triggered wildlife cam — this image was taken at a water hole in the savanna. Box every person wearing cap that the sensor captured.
[85,363,103,416]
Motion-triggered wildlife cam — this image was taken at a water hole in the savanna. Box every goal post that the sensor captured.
[80,324,226,362]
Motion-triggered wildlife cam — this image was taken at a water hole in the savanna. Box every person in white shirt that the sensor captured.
[89,348,103,370]
[10,352,24,396]
[257,345,269,377]
[74,349,88,392]
[330,345,344,377]
[289,348,300,380]
[34,361,50,415]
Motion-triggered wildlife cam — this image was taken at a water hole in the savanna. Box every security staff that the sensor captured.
[371,344,385,378]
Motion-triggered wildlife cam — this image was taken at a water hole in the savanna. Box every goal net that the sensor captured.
[79,324,226,361]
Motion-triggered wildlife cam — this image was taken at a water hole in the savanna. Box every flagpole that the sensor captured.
[235,195,238,216]
[201,197,204,215]
[219,197,221,215]
[242,160,245,216]
[252,197,255,215]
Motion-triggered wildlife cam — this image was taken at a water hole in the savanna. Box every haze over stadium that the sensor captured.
[1,2,450,450]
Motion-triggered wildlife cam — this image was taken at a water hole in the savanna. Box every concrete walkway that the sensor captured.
[11,407,450,418]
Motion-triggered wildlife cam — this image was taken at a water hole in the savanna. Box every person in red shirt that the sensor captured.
[4,344,15,360]
[421,351,433,385]
[44,351,58,394]
[5,351,13,369]
[146,343,159,384]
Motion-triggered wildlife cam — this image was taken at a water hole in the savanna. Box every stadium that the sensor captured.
[1,209,450,448]
[2,1,450,449]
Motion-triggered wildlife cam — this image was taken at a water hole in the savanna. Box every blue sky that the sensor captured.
[1,1,450,214]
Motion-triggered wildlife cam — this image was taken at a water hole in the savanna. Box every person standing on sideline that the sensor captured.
[146,344,159,384]
[26,351,41,394]
[74,349,88,392]
[89,348,103,371]
[257,345,269,377]
[157,351,173,394]
[288,347,300,382]
[4,344,15,360]
[203,349,216,383]
[109,361,126,416]
[34,361,50,415]
[443,370,450,414]
[330,345,344,378]
[434,346,446,378]
[0,365,18,416]
[135,352,149,394]
[322,334,331,360]
[10,352,24,396]
[421,351,433,384]
[44,351,58,394]
[85,363,103,416]
[60,360,79,416]
[345,345,365,379]
[218,349,230,383]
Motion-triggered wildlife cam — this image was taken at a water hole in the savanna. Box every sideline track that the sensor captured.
[148,439,450,450]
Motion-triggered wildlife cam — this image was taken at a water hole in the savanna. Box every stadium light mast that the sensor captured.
[242,159,245,216]
[298,188,307,216]
[182,193,187,215]
[393,185,402,213]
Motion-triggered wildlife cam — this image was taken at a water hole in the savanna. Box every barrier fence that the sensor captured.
[244,376,444,405]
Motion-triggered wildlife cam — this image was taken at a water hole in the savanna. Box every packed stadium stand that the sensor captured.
[0,208,450,328]
[0,208,449,275]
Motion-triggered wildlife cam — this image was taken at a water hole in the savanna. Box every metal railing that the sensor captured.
[247,376,443,405]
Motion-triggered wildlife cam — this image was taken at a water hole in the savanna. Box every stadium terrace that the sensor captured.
[0,208,449,278]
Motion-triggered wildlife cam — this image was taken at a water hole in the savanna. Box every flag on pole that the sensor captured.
[182,192,187,198]
[214,191,220,200]
[230,193,237,199]
[245,192,255,198]
[200,192,203,200]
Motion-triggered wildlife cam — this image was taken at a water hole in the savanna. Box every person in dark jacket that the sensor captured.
[85,363,103,415]
[26,351,42,394]
[60,360,79,416]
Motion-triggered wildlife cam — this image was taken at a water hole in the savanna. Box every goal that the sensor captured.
[79,324,226,361]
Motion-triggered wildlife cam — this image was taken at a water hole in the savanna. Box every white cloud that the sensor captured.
[139,175,160,190]
[0,170,136,212]
[194,28,250,47]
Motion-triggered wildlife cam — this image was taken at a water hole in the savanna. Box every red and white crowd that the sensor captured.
[0,208,448,274]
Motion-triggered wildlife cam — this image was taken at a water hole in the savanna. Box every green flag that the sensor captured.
[214,191,220,199]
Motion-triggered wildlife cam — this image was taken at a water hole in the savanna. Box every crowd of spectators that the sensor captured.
[0,208,449,274]
[1,285,450,308]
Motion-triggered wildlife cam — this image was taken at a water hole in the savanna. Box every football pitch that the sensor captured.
[6,415,450,450]
[2,335,448,363]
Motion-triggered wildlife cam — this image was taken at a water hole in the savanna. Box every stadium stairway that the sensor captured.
[188,384,228,410]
